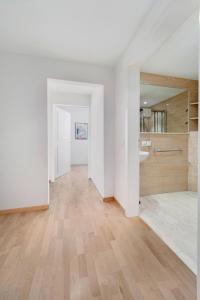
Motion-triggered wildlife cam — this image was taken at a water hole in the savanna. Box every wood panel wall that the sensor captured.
[188,131,198,192]
[140,133,188,196]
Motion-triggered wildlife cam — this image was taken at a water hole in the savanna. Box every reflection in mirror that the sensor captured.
[140,84,188,133]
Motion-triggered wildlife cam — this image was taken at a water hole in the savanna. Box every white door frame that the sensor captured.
[47,78,105,201]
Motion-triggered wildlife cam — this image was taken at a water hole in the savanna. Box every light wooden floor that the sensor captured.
[0,166,196,300]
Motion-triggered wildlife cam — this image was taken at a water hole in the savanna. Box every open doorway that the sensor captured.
[47,79,105,202]
[53,105,89,179]
[139,72,198,274]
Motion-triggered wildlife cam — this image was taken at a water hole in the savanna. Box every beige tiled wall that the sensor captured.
[140,133,189,196]
[188,131,198,192]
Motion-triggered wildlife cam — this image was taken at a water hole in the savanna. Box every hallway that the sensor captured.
[0,166,196,300]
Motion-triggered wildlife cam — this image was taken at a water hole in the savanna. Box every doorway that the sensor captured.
[47,79,105,201]
[54,105,89,179]
[139,72,198,274]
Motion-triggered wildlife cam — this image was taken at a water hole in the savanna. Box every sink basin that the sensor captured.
[139,151,149,162]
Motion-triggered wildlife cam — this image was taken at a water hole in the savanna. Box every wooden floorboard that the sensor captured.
[0,166,196,299]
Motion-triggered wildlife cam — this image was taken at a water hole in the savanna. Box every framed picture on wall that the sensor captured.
[75,123,88,140]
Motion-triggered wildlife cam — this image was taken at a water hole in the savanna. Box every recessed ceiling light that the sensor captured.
[144,101,148,105]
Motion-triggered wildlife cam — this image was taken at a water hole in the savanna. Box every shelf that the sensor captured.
[190,117,198,120]
[190,102,199,105]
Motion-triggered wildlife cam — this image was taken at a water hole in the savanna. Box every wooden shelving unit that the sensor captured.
[189,88,199,131]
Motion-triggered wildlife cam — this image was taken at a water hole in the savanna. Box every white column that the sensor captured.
[125,66,140,217]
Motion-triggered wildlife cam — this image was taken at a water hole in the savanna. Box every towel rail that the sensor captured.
[154,147,182,153]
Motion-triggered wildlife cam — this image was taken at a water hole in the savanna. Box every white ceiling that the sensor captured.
[142,12,198,79]
[0,0,198,71]
[0,0,155,65]
[140,84,186,107]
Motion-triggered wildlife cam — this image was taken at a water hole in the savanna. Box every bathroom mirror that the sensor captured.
[140,84,188,133]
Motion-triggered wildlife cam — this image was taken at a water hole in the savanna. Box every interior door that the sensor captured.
[55,107,71,178]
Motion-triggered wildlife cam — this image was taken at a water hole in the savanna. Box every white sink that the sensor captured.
[139,151,149,162]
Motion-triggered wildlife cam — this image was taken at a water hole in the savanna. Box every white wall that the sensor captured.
[89,88,105,197]
[60,106,89,165]
[114,63,140,217]
[0,52,114,210]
